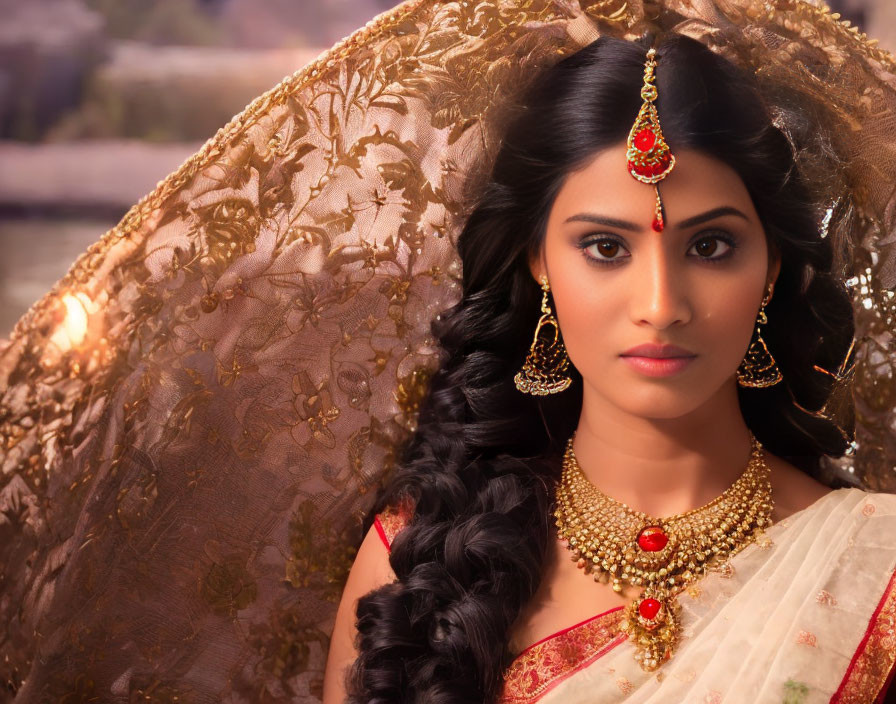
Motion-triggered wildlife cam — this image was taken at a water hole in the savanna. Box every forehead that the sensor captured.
[550,142,758,226]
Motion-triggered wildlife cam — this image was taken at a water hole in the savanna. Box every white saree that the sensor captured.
[375,487,896,703]
[531,488,896,703]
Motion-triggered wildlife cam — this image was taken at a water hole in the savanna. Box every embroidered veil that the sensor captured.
[1,0,895,700]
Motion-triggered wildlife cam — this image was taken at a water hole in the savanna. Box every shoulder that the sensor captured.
[765,452,896,520]
[324,513,400,701]
[764,453,835,523]
[766,454,896,521]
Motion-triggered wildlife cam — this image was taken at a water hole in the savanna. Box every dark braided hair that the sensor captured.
[346,32,855,703]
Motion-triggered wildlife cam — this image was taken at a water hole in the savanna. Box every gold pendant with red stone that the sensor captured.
[637,524,669,552]
[626,107,675,188]
[620,588,682,671]
[622,523,682,670]
[626,105,675,186]
[632,523,678,575]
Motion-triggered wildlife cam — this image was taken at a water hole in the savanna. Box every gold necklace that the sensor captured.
[554,432,774,671]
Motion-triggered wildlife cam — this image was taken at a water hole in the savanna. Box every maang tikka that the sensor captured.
[627,47,676,232]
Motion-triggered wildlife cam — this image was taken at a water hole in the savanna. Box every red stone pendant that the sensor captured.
[638,597,662,621]
[637,526,669,552]
[625,104,675,185]
[625,47,676,246]
[622,591,681,670]
[633,128,656,152]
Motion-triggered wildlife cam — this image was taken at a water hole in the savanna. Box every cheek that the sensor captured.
[549,277,616,362]
[542,239,616,351]
[698,281,763,364]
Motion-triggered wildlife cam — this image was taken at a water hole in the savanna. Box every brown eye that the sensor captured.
[597,240,620,257]
[695,239,718,257]
[582,237,629,265]
[689,236,734,260]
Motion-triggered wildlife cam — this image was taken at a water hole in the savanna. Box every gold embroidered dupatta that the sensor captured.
[536,488,896,703]
[3,0,896,700]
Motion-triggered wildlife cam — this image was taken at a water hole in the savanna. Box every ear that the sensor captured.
[528,248,546,286]
[767,248,782,295]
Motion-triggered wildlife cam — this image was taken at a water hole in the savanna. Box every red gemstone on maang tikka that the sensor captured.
[638,598,662,621]
[633,128,656,152]
[637,526,669,552]
[651,217,664,233]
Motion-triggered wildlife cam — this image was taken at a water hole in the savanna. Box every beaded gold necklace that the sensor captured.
[554,432,774,671]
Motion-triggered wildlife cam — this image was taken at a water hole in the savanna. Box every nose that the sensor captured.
[628,239,692,330]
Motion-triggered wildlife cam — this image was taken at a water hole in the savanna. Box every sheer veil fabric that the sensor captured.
[1,0,896,701]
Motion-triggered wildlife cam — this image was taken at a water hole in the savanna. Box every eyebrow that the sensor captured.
[563,206,751,231]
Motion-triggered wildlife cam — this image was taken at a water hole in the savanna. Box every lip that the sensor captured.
[619,343,697,378]
[621,355,696,377]
[620,343,696,359]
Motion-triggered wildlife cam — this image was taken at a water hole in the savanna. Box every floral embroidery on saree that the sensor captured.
[499,609,626,703]
[816,589,838,607]
[795,630,818,648]
[831,568,896,703]
[783,679,809,704]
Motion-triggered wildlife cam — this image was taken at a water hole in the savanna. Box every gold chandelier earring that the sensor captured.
[514,276,572,395]
[736,285,783,388]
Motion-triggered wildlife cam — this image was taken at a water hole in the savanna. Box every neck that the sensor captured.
[572,378,755,518]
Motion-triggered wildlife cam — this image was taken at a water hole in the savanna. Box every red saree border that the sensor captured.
[373,514,393,553]
[831,566,896,703]
[373,499,416,553]
[499,609,626,703]
[514,605,625,655]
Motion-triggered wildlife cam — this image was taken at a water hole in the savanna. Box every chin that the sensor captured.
[628,399,706,421]
[590,382,713,420]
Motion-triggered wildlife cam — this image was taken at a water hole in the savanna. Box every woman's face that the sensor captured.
[531,142,781,419]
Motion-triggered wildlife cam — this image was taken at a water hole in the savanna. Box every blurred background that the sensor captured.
[0,0,892,337]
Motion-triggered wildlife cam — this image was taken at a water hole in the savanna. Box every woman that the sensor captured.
[324,34,896,703]
[2,1,895,702]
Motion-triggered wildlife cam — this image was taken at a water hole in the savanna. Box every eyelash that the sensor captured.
[577,232,739,268]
